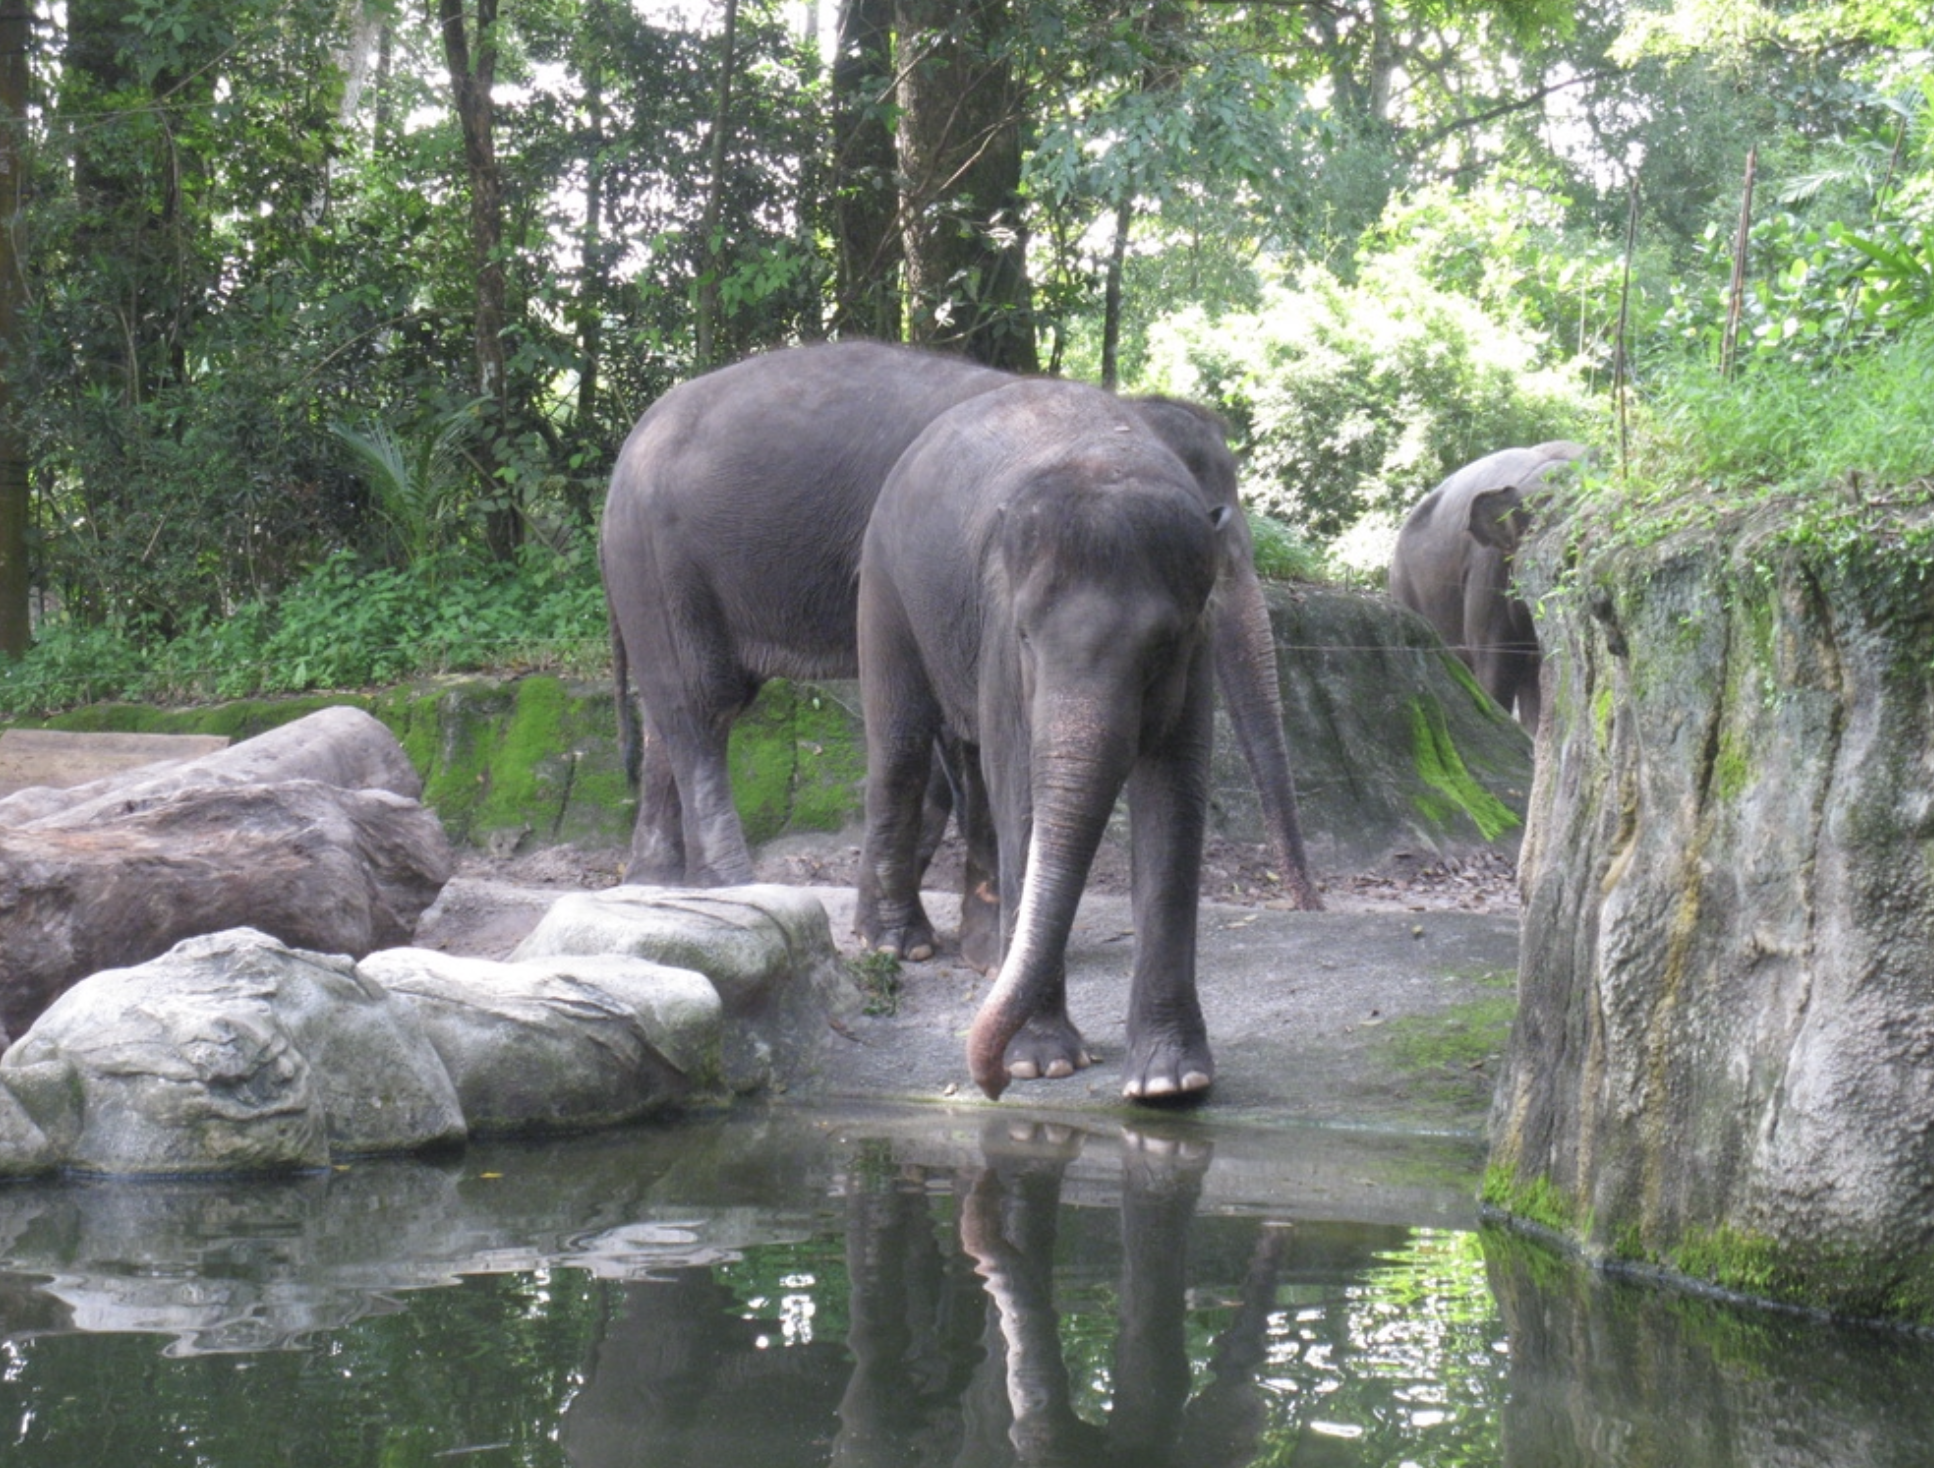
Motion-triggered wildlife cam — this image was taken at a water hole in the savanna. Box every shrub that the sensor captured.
[0,543,609,719]
[1138,256,1599,567]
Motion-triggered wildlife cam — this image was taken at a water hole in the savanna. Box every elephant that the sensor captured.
[1387,440,1589,731]
[597,341,1323,946]
[855,379,1224,1101]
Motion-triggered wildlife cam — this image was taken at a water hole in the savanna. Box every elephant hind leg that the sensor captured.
[626,720,687,883]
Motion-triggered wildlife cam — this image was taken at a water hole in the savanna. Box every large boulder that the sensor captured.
[359,947,724,1135]
[1211,585,1533,871]
[0,707,451,1039]
[1485,495,1934,1324]
[514,884,858,1091]
[0,928,466,1176]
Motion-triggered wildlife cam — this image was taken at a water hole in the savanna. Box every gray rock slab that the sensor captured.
[359,947,724,1135]
[0,729,230,800]
[515,884,862,1092]
[0,928,466,1175]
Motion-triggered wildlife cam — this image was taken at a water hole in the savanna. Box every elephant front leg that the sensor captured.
[1119,722,1214,1102]
[1001,962,1094,1081]
[947,739,1003,974]
[856,642,942,961]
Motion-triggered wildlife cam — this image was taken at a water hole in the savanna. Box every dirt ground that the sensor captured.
[454,830,1522,922]
[434,830,1522,1136]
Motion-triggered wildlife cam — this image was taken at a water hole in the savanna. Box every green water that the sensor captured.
[0,1104,1929,1467]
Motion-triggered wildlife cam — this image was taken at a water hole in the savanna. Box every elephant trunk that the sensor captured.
[1215,571,1322,909]
[967,722,1132,1098]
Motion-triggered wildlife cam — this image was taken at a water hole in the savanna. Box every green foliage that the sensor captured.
[1625,314,1934,498]
[0,545,607,718]
[1481,1164,1579,1234]
[1245,513,1328,582]
[846,949,904,1017]
[1140,256,1596,554]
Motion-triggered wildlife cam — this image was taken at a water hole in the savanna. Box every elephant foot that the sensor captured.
[1120,1033,1214,1104]
[958,878,1001,973]
[856,904,938,963]
[1004,1014,1095,1082]
[624,832,686,886]
[1282,871,1325,912]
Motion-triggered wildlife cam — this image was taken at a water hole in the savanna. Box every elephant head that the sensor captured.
[1388,439,1589,731]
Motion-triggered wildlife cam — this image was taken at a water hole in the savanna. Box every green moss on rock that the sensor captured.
[1408,696,1522,843]
[1482,1164,1580,1236]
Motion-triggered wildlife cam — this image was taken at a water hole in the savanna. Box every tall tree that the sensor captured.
[830,0,900,339]
[895,0,1036,370]
[0,0,27,656]
[434,0,517,559]
[693,0,740,369]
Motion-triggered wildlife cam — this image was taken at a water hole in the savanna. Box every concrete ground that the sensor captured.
[803,884,1519,1139]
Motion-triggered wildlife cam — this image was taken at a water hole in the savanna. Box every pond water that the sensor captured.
[1,1103,1931,1467]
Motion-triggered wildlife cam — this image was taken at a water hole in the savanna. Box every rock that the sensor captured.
[1212,585,1533,871]
[412,875,569,960]
[0,1079,55,1178]
[1486,495,1934,1323]
[0,729,230,802]
[0,704,422,826]
[0,708,452,1039]
[0,928,465,1176]
[514,884,859,1091]
[359,947,723,1135]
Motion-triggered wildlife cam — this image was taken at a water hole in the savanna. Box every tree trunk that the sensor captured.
[1100,196,1131,389]
[894,0,1036,371]
[694,0,741,370]
[575,0,608,431]
[434,0,518,560]
[0,0,28,657]
[831,0,901,340]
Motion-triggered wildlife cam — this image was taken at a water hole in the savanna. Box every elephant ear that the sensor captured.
[1467,486,1530,552]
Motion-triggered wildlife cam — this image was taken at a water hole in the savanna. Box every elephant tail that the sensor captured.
[608,588,642,790]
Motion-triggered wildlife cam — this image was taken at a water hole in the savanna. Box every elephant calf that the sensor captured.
[1387,441,1588,731]
[857,379,1227,1102]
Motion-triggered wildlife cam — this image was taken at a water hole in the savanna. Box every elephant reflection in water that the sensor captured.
[561,1124,1285,1468]
[951,1122,1283,1468]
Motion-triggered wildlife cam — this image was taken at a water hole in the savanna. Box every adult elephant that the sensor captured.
[599,341,1322,928]
[858,380,1225,1101]
[1387,441,1589,732]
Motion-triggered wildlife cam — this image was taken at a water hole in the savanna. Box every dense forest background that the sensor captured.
[0,0,1928,711]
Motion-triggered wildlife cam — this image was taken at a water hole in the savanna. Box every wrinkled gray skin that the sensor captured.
[599,341,1321,926]
[1387,441,1589,731]
[857,380,1224,1102]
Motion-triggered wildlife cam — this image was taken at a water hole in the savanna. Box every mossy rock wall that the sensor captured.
[8,589,1529,873]
[1207,585,1532,869]
[13,677,864,856]
[1486,496,1934,1324]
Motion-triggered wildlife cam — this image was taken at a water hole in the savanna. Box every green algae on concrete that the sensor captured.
[11,675,863,857]
[726,681,866,846]
[1407,696,1521,843]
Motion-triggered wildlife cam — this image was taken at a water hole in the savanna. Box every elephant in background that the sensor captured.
[1387,440,1589,731]
[857,379,1224,1101]
[597,341,1322,931]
